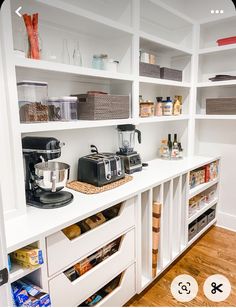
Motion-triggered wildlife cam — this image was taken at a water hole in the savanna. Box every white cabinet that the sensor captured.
[49,229,135,307]
[47,198,135,276]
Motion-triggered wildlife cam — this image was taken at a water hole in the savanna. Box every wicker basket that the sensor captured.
[206,98,236,115]
[139,62,160,78]
[160,67,182,81]
[73,93,130,120]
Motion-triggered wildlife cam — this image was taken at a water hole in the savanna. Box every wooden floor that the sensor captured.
[128,226,236,307]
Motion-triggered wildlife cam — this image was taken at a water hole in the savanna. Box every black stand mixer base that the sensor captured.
[27,191,74,209]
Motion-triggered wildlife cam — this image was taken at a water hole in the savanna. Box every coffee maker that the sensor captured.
[116,124,142,174]
[22,136,73,209]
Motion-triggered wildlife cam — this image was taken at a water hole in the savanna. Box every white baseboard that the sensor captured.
[217,211,236,232]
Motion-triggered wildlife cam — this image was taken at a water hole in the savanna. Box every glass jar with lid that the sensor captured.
[17,80,48,123]
[47,96,78,121]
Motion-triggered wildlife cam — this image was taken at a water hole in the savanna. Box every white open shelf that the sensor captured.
[139,76,191,88]
[14,57,135,82]
[189,178,219,199]
[20,118,136,133]
[188,198,218,224]
[138,115,189,124]
[195,115,236,120]
[9,263,42,284]
[140,31,192,56]
[198,43,236,55]
[197,80,236,88]
[188,218,217,246]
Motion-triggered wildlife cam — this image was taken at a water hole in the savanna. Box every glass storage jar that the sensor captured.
[47,96,78,121]
[17,80,48,123]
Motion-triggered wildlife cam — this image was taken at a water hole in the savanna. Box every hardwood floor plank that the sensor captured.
[128,226,236,307]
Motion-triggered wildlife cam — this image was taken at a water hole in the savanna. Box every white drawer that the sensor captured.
[96,263,136,307]
[49,228,135,307]
[47,198,135,276]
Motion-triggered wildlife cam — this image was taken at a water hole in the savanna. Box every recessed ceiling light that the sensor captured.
[215,9,220,14]
[211,9,215,14]
[220,9,224,14]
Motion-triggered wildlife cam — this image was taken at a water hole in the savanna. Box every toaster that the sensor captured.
[78,153,125,187]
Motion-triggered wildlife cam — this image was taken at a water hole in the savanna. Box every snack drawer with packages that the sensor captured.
[48,229,135,307]
[46,198,135,276]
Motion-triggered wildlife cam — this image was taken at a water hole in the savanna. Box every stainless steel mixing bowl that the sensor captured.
[34,161,70,192]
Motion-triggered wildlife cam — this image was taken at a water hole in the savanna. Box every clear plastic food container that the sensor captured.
[47,97,78,121]
[17,80,48,123]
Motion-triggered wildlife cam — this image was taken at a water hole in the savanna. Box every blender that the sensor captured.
[116,124,142,174]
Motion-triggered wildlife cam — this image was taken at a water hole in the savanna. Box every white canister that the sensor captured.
[104,59,119,72]
[163,97,173,116]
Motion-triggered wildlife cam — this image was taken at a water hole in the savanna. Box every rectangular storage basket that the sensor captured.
[73,94,130,120]
[206,98,236,115]
[160,67,182,81]
[139,62,160,78]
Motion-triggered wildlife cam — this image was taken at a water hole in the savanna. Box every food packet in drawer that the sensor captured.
[11,246,44,266]
[34,292,51,307]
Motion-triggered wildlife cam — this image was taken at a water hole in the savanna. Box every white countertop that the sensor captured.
[5,156,219,252]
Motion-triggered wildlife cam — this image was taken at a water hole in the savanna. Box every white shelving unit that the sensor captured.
[189,178,219,199]
[9,264,42,284]
[0,0,230,305]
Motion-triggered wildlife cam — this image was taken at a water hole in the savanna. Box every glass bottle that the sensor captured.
[73,40,82,66]
[62,39,70,64]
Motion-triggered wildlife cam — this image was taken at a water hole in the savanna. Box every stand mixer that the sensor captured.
[116,124,142,174]
[22,136,73,209]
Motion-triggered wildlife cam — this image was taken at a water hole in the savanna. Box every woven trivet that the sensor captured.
[67,175,133,194]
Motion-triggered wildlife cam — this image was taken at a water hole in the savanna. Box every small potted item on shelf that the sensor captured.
[17,80,49,123]
[139,100,154,117]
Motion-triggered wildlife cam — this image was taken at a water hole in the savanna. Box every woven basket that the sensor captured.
[73,93,130,120]
[160,67,182,82]
[139,62,160,78]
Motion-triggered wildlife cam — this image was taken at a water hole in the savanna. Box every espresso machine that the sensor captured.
[116,124,142,174]
[22,136,73,209]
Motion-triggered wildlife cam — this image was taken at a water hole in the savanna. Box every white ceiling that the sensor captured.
[160,0,235,22]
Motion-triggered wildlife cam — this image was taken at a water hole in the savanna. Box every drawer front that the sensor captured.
[49,229,135,307]
[47,198,135,276]
[97,263,136,307]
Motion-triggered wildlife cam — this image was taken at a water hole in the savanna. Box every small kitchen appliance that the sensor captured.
[116,124,142,174]
[78,145,125,187]
[22,136,73,209]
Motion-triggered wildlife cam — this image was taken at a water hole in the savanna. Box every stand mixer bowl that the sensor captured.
[35,161,70,192]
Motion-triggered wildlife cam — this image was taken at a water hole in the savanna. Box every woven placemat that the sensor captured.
[67,175,133,194]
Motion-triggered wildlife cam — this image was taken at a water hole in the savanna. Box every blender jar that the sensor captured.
[117,124,141,154]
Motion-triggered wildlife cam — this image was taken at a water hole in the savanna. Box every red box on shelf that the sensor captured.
[217,36,236,46]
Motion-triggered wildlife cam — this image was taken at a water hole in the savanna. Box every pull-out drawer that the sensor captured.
[47,198,135,276]
[49,229,135,307]
[96,263,136,307]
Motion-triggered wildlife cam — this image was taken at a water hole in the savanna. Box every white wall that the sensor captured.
[24,121,188,180]
[196,120,236,231]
